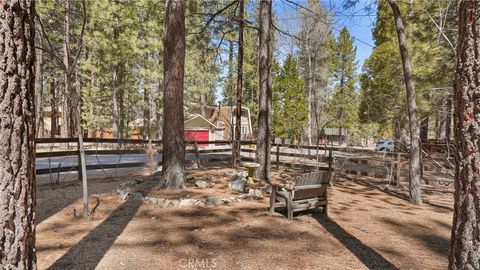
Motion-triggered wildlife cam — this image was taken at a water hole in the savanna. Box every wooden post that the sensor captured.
[328,149,333,172]
[194,141,201,168]
[77,126,88,218]
[276,143,280,169]
[231,139,235,168]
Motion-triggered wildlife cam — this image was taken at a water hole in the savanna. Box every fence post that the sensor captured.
[77,131,88,218]
[276,143,280,169]
[77,141,82,182]
[328,149,333,172]
[231,139,235,168]
[194,141,201,168]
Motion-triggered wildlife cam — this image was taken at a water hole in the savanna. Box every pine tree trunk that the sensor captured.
[393,112,407,152]
[449,1,480,268]
[35,37,44,138]
[0,0,37,268]
[160,0,186,189]
[388,0,422,205]
[50,80,57,139]
[233,0,244,167]
[143,87,150,139]
[61,0,71,138]
[112,21,121,148]
[255,0,272,180]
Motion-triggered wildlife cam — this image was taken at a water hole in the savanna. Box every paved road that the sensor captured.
[35,152,234,170]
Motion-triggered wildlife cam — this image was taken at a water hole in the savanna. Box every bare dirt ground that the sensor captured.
[36,167,453,270]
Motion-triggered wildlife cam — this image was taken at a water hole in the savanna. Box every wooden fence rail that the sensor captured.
[35,138,337,176]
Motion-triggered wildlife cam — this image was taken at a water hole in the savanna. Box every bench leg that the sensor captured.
[269,187,276,213]
[287,192,293,220]
[323,204,328,216]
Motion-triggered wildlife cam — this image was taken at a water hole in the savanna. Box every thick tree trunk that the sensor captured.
[50,80,57,139]
[227,39,234,100]
[449,1,480,268]
[160,0,186,189]
[233,0,244,167]
[393,112,407,152]
[0,0,37,268]
[35,38,44,138]
[255,0,273,180]
[388,0,422,204]
[61,0,71,138]
[111,21,121,149]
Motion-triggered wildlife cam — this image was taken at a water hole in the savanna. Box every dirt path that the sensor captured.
[36,170,453,270]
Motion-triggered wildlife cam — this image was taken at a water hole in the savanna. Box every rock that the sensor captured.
[228,172,247,192]
[205,197,223,206]
[129,192,144,202]
[116,187,132,200]
[240,189,262,200]
[179,199,197,207]
[195,180,211,189]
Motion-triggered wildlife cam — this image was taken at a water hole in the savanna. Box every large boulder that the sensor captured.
[228,172,247,192]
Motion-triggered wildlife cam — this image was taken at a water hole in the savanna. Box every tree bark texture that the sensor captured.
[233,0,244,167]
[388,0,422,205]
[160,0,186,189]
[0,0,37,268]
[61,0,71,138]
[50,80,56,139]
[35,37,43,138]
[449,1,480,268]
[255,0,272,180]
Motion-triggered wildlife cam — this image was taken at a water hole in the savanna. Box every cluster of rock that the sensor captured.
[143,196,241,208]
[115,170,266,208]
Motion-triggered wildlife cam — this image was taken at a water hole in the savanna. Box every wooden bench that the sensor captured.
[269,170,331,219]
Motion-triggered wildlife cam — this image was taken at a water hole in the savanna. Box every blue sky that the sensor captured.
[273,0,377,72]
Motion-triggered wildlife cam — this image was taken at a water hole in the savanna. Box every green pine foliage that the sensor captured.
[272,55,308,140]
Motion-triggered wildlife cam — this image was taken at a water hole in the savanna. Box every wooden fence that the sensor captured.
[35,138,336,176]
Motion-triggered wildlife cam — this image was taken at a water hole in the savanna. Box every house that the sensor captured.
[184,114,221,147]
[320,128,348,145]
[185,102,253,141]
